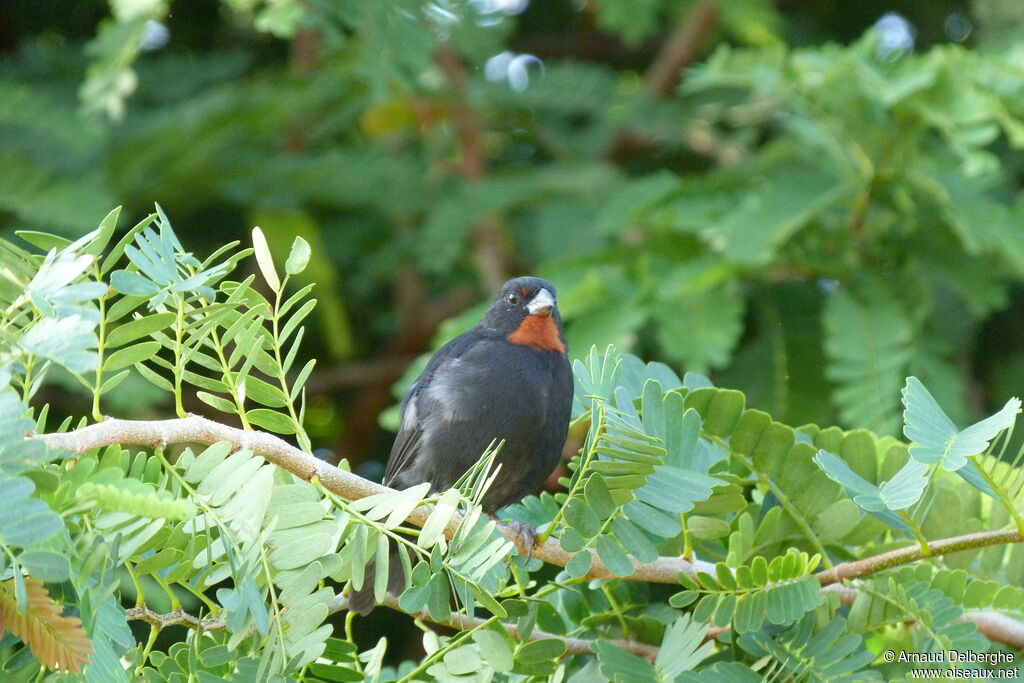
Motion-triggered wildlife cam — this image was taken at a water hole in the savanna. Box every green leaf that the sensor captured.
[594,639,656,683]
[110,270,160,296]
[135,362,173,392]
[443,646,481,676]
[0,510,64,546]
[902,376,1021,471]
[473,630,513,672]
[106,313,176,347]
[21,316,98,373]
[197,391,237,413]
[595,536,633,576]
[654,286,745,374]
[85,205,122,257]
[516,638,566,664]
[610,517,658,563]
[251,227,280,291]
[824,283,912,436]
[17,231,72,251]
[18,550,71,582]
[565,550,592,578]
[635,466,718,514]
[285,236,311,275]
[418,488,459,549]
[812,450,910,529]
[104,341,160,371]
[290,359,316,399]
[246,408,298,434]
[426,572,449,622]
[584,474,615,518]
[563,497,601,538]
[241,376,288,408]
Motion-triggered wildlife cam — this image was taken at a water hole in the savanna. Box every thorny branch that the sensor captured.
[42,417,1024,650]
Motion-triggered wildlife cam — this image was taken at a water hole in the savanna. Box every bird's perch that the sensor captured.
[39,417,1024,649]
[38,415,713,581]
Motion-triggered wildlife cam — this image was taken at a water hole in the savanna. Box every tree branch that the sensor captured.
[126,588,1024,656]
[822,584,1024,650]
[331,593,666,662]
[435,44,515,293]
[124,595,668,662]
[643,0,719,96]
[38,416,711,582]
[124,606,223,631]
[43,417,1024,652]
[815,529,1024,586]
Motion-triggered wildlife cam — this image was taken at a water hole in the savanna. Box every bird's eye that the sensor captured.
[507,292,520,305]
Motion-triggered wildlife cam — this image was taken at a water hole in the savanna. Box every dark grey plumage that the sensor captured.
[350,277,573,614]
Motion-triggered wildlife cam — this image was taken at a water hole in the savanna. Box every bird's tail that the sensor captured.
[348,546,409,615]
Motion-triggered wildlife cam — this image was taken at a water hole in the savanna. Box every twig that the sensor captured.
[435,44,513,292]
[38,418,1024,588]
[41,418,1024,651]
[815,529,1024,586]
[124,592,666,661]
[643,0,719,96]
[331,593,665,662]
[125,588,1024,654]
[822,584,1024,650]
[124,606,223,631]
[38,417,710,582]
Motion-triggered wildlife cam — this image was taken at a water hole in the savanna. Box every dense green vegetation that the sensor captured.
[2,0,1024,680]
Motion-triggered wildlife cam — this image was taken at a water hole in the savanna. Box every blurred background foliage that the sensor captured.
[4,0,1024,469]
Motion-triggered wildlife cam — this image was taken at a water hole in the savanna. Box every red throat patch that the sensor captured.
[507,316,566,355]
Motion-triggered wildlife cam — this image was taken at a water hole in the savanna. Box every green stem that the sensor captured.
[210,326,252,430]
[269,276,312,452]
[20,353,35,404]
[91,278,109,421]
[539,406,604,544]
[126,563,146,608]
[601,584,629,638]
[150,570,180,611]
[681,513,692,559]
[136,625,160,676]
[258,542,288,666]
[395,581,564,683]
[175,578,220,616]
[971,456,1024,536]
[173,294,187,418]
[725,444,832,568]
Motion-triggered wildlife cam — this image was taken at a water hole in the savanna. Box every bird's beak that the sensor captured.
[527,288,555,317]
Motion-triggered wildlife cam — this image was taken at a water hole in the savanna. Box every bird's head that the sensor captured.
[481,276,566,354]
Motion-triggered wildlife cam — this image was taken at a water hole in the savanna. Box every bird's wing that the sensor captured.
[383,384,425,487]
[382,332,479,487]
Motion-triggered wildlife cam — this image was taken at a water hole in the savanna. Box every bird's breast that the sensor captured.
[506,316,566,355]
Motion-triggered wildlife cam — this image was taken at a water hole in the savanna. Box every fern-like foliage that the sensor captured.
[0,577,93,673]
[848,577,988,654]
[670,550,823,632]
[595,614,714,682]
[824,282,913,437]
[738,614,881,682]
[551,347,723,578]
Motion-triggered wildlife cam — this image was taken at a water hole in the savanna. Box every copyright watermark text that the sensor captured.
[883,648,1019,679]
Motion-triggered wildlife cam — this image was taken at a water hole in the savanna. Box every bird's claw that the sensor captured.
[503,520,538,561]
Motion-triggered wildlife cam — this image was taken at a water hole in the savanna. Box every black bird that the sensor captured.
[350,276,573,614]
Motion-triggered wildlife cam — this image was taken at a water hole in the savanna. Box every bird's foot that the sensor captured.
[500,519,539,561]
